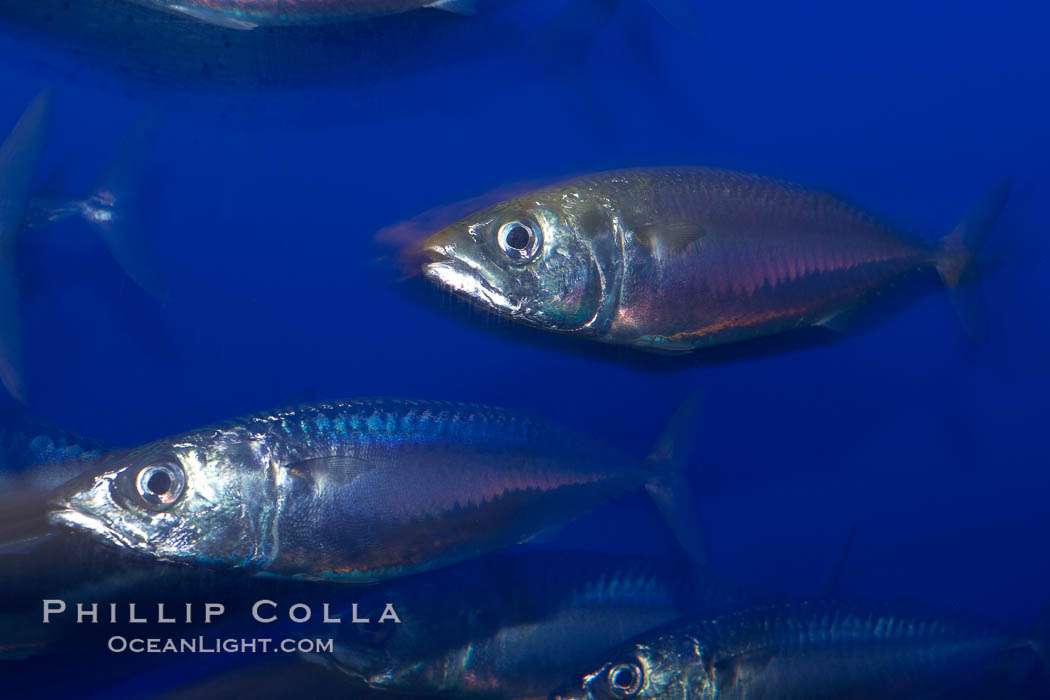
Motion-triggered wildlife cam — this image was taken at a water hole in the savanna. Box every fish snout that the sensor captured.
[47,470,127,545]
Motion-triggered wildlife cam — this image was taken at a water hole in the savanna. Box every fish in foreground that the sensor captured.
[0,90,167,402]
[419,167,1010,354]
[48,398,706,581]
[550,600,1049,700]
[308,550,747,698]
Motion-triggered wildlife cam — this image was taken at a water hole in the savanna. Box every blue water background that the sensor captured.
[0,0,1048,686]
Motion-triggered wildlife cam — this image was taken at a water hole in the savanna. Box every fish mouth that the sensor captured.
[422,246,521,316]
[48,506,134,549]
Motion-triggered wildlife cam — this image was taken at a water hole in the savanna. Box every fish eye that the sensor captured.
[497,219,542,262]
[135,462,185,508]
[606,662,643,697]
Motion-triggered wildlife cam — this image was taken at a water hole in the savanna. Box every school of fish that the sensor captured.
[0,3,1042,699]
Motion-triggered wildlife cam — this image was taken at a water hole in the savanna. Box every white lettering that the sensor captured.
[252,599,277,623]
[289,603,311,623]
[379,603,401,624]
[77,603,98,624]
[322,603,340,623]
[42,599,66,623]
[204,603,225,624]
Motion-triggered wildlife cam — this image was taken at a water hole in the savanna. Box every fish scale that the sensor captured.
[551,600,1044,700]
[313,550,747,698]
[48,398,702,582]
[422,167,1008,353]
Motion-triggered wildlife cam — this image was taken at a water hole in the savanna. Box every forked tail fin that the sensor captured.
[0,89,53,402]
[934,180,1011,340]
[78,116,168,300]
[645,390,709,567]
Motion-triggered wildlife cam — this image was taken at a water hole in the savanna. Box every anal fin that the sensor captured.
[168,5,259,29]
[430,0,477,15]
[817,308,856,334]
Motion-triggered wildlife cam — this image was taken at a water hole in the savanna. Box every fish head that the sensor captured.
[549,634,704,700]
[48,434,272,569]
[421,189,621,334]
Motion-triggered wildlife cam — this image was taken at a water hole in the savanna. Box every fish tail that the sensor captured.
[641,0,702,34]
[77,114,168,300]
[644,389,709,567]
[0,89,54,402]
[934,180,1011,340]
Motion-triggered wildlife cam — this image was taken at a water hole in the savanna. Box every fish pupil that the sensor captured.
[146,469,172,496]
[505,225,531,251]
[611,664,637,690]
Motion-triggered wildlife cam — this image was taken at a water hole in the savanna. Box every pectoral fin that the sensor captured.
[634,222,708,257]
[284,455,374,490]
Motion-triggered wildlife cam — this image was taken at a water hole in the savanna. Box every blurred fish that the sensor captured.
[125,0,698,32]
[0,91,167,402]
[419,168,1010,354]
[126,0,479,30]
[550,600,1049,699]
[48,397,707,580]
[0,91,50,404]
[0,403,103,477]
[307,549,748,698]
[0,403,103,552]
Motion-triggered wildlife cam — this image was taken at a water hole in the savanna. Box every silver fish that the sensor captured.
[124,0,697,32]
[48,398,706,581]
[550,600,1049,700]
[309,550,748,698]
[0,91,167,402]
[419,168,1010,354]
[126,0,478,30]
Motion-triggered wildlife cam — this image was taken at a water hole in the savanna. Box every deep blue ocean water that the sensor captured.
[0,0,1048,696]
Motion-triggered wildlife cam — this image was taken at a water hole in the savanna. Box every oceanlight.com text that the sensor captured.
[106,636,334,654]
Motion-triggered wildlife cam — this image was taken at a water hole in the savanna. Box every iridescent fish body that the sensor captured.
[551,600,1046,700]
[421,168,1010,353]
[49,399,698,581]
[127,0,476,30]
[311,550,749,698]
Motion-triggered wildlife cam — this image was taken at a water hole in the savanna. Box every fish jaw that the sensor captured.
[420,214,610,333]
[48,471,146,552]
[421,231,526,318]
[423,259,522,317]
